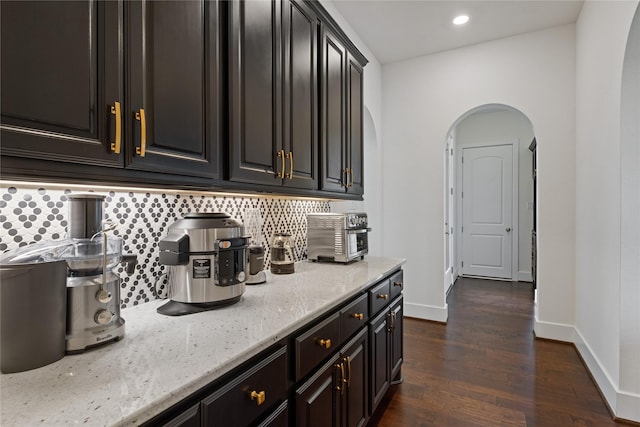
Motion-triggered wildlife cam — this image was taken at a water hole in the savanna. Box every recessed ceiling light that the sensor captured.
[453,14,470,26]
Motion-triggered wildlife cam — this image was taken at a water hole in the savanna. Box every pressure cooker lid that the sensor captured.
[169,212,241,231]
[184,212,230,219]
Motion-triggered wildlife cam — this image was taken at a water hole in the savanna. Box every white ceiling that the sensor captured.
[330,0,585,64]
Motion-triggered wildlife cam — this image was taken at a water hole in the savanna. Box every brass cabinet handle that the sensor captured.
[135,108,147,157]
[347,168,353,188]
[110,101,122,154]
[335,362,345,394]
[342,168,348,187]
[377,294,389,300]
[286,151,294,179]
[276,150,285,178]
[250,390,266,406]
[317,338,331,349]
[393,281,403,288]
[351,313,364,321]
[345,356,351,388]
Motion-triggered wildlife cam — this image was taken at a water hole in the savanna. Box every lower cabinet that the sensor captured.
[295,329,368,427]
[369,295,404,415]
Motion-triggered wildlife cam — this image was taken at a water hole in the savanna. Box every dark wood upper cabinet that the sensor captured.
[346,55,364,195]
[320,23,365,195]
[0,0,123,167]
[282,0,319,189]
[1,0,367,200]
[126,0,222,178]
[229,0,318,190]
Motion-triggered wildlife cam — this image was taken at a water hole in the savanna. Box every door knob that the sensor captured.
[506,227,512,232]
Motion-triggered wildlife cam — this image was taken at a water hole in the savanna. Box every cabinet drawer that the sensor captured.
[201,346,287,427]
[369,279,391,316]
[389,270,404,300]
[257,400,288,427]
[340,293,368,341]
[295,312,340,381]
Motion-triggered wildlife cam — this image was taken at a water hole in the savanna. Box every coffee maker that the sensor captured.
[270,232,294,274]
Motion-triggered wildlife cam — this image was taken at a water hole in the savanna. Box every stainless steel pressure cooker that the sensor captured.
[157,213,248,316]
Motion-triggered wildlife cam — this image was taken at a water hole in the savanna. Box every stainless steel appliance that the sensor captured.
[246,245,267,284]
[270,232,294,274]
[0,193,137,354]
[158,213,248,316]
[307,212,370,263]
[0,260,67,373]
[63,194,137,353]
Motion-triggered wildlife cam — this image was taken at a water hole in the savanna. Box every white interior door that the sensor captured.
[461,144,513,279]
[444,138,454,292]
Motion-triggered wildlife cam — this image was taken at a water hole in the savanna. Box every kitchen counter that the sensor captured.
[0,256,405,426]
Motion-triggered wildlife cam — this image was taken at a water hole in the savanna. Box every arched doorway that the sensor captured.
[444,104,535,292]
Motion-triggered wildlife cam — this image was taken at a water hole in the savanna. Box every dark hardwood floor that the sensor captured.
[370,277,625,427]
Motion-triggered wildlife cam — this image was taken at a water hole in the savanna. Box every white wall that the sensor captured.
[322,0,384,256]
[382,25,576,327]
[575,0,639,421]
[454,109,535,282]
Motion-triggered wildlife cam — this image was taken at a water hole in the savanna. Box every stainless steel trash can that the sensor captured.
[0,260,67,374]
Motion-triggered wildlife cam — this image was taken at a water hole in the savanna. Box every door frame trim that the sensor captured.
[456,139,519,281]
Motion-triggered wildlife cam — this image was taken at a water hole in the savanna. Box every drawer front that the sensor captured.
[257,400,288,427]
[295,312,340,381]
[340,293,368,341]
[389,270,404,300]
[201,346,288,427]
[369,279,391,316]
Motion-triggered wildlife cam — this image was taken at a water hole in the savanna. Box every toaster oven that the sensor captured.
[306,213,370,263]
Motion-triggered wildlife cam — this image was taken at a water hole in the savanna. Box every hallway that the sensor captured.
[370,277,625,426]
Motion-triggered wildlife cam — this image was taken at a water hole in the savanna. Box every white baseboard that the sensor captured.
[404,302,448,323]
[574,328,617,412]
[533,318,575,342]
[574,328,640,423]
[617,390,640,422]
[517,270,532,282]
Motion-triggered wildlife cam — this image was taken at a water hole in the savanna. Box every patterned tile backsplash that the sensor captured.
[0,183,330,308]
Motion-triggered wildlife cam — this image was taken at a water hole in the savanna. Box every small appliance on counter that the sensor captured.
[246,245,266,284]
[307,212,371,263]
[1,193,138,354]
[158,213,249,315]
[244,208,266,285]
[270,232,295,274]
[0,260,67,373]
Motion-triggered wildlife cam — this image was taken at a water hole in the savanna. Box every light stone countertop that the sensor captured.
[0,256,405,427]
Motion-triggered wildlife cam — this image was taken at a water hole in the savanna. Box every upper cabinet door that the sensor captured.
[320,24,347,193]
[0,0,122,167]
[282,0,318,190]
[229,0,281,185]
[346,55,364,196]
[126,0,221,178]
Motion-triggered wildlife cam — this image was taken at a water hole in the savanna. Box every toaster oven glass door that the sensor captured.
[347,229,369,258]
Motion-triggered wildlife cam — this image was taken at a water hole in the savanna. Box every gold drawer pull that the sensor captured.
[351,313,364,321]
[317,338,331,349]
[250,390,266,406]
[377,294,389,300]
[393,281,403,288]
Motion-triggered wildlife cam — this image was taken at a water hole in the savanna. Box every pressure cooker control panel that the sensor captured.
[215,238,248,286]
